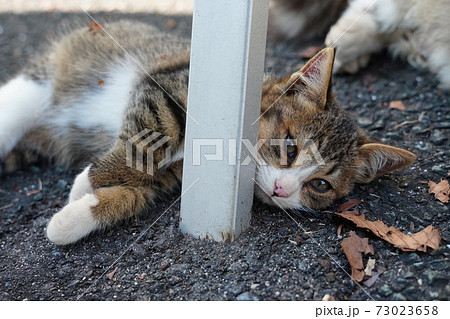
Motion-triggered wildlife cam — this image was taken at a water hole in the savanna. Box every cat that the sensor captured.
[270,0,450,89]
[0,20,415,245]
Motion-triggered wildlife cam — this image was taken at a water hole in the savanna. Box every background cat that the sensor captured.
[270,0,450,89]
[0,21,414,245]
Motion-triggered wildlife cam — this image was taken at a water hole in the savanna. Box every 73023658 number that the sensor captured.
[376,306,438,316]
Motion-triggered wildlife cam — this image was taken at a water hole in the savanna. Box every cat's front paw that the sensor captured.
[325,13,382,74]
[69,165,93,203]
[47,193,101,245]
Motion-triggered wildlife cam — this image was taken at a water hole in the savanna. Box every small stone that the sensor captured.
[391,293,407,301]
[422,270,448,287]
[371,118,386,130]
[429,291,440,299]
[326,272,336,283]
[431,164,445,173]
[236,292,258,301]
[412,262,425,270]
[391,278,410,292]
[379,284,393,297]
[434,122,450,129]
[384,132,403,141]
[33,193,43,201]
[412,125,429,135]
[429,130,446,145]
[57,179,68,189]
[403,286,419,299]
[400,253,421,265]
[357,117,374,127]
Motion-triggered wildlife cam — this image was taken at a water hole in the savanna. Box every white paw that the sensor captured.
[325,14,382,74]
[47,193,100,245]
[69,165,93,203]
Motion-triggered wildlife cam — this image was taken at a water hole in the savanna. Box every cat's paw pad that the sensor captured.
[47,193,100,245]
[69,165,93,203]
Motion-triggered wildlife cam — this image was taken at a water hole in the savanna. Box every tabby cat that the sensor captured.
[0,21,415,245]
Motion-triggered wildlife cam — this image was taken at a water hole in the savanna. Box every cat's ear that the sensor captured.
[284,48,335,109]
[355,143,416,184]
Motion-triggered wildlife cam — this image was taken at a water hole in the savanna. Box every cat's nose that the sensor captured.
[273,180,290,198]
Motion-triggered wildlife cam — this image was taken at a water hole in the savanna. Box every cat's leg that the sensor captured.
[0,75,52,160]
[47,152,182,245]
[325,0,386,74]
[68,165,94,203]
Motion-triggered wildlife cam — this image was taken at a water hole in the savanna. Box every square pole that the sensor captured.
[180,0,269,242]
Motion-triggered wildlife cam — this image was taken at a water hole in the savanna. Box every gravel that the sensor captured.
[0,10,449,301]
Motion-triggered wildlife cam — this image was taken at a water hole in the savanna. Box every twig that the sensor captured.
[0,203,13,211]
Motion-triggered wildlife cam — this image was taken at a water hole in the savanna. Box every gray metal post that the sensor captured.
[180,0,269,242]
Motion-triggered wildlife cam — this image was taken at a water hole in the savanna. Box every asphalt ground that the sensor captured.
[0,8,449,301]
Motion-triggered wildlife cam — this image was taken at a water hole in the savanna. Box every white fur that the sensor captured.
[255,165,317,209]
[0,75,52,158]
[47,193,101,245]
[373,0,399,32]
[48,61,137,137]
[325,1,383,74]
[69,165,93,203]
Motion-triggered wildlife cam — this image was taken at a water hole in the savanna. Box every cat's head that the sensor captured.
[255,48,415,210]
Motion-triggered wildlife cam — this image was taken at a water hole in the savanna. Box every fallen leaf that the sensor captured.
[428,180,449,203]
[98,80,104,86]
[337,223,344,236]
[166,19,177,29]
[389,100,406,111]
[341,231,374,282]
[88,22,103,32]
[338,199,362,212]
[106,267,118,281]
[298,46,324,59]
[364,258,376,276]
[334,210,441,252]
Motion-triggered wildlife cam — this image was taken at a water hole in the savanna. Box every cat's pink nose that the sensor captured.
[273,180,289,198]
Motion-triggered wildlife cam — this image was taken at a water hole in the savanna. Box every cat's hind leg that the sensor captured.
[0,75,52,160]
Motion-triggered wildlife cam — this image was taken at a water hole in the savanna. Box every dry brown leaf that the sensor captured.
[389,100,406,111]
[98,80,105,86]
[338,199,362,212]
[106,267,118,281]
[88,22,103,32]
[428,180,449,203]
[364,258,376,276]
[337,223,344,236]
[166,19,177,29]
[335,211,441,252]
[298,46,324,58]
[341,231,374,282]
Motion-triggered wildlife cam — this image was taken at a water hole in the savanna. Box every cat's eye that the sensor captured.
[309,179,332,193]
[285,135,297,165]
